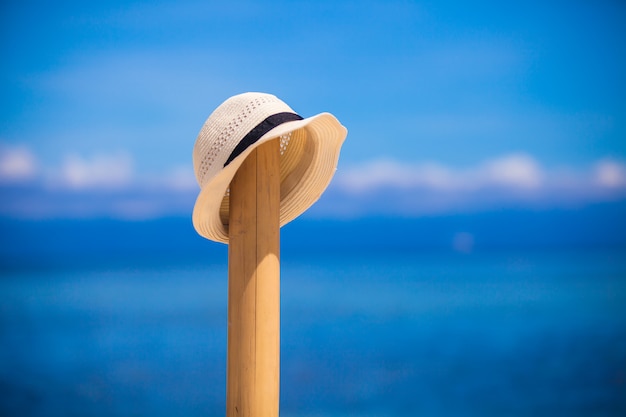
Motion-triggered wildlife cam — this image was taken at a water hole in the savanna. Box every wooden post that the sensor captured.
[227,139,281,417]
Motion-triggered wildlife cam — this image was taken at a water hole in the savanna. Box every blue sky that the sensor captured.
[1,0,625,219]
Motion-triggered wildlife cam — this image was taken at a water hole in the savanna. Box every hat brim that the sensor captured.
[192,112,347,243]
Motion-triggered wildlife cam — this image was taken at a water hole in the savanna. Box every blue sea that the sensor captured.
[1,245,625,416]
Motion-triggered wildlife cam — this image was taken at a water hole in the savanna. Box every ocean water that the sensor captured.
[1,248,625,416]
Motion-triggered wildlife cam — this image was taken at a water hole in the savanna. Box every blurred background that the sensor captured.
[1,0,625,416]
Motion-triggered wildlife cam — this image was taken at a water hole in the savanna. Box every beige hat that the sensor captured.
[192,92,347,243]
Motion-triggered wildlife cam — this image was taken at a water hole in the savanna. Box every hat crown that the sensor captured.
[193,92,295,188]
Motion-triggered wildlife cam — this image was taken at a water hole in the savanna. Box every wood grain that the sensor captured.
[227,140,280,416]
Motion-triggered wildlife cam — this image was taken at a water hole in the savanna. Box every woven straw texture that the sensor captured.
[192,93,347,243]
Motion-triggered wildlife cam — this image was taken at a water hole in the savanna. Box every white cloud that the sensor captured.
[57,151,134,190]
[1,146,625,220]
[337,159,458,192]
[477,154,543,189]
[0,145,38,182]
[162,166,198,191]
[321,154,626,217]
[337,153,544,193]
[594,159,626,188]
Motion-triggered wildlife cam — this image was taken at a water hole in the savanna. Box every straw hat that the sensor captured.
[192,92,347,243]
